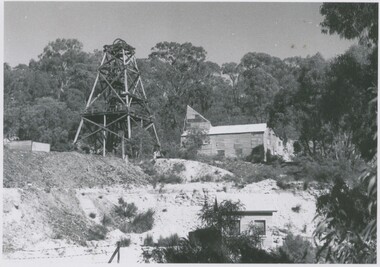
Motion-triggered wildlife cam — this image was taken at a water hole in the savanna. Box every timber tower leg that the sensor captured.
[73,39,161,158]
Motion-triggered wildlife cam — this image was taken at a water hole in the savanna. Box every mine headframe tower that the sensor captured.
[73,38,160,158]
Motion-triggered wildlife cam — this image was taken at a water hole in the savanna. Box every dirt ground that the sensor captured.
[3,150,321,264]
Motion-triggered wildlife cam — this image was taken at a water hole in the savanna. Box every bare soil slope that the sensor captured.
[3,148,149,188]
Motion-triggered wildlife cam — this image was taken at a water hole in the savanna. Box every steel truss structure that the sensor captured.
[73,39,160,158]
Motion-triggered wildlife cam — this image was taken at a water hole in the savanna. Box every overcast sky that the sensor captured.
[4,1,356,67]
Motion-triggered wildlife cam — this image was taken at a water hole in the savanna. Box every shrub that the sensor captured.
[278,233,316,263]
[303,181,309,190]
[247,145,264,163]
[265,149,284,165]
[144,234,154,246]
[121,209,155,234]
[291,205,301,213]
[156,174,183,184]
[131,209,155,233]
[157,234,180,247]
[276,180,290,190]
[115,198,138,218]
[172,162,186,174]
[222,174,236,183]
[89,212,96,219]
[119,237,131,247]
[101,214,112,226]
[199,174,213,182]
[140,160,157,176]
[87,225,107,241]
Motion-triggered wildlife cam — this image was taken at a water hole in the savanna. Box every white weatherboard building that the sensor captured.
[181,106,293,161]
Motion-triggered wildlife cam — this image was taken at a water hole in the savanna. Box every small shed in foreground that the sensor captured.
[6,140,50,152]
[228,210,277,248]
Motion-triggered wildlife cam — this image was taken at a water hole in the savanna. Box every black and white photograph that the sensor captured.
[2,1,378,264]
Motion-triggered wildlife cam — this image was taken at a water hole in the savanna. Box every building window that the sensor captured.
[254,220,266,236]
[217,150,225,157]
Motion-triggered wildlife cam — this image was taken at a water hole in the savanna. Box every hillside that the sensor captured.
[3,150,320,263]
[3,148,149,188]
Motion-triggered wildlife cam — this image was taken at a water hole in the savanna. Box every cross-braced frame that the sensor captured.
[73,39,160,158]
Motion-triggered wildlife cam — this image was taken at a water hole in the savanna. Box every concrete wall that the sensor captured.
[240,214,274,249]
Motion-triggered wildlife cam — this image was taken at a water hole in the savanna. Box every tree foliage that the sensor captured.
[320,3,378,46]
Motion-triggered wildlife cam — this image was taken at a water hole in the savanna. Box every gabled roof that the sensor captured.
[208,123,267,135]
[186,105,210,123]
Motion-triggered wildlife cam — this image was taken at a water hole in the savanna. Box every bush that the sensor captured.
[89,212,96,219]
[278,233,316,263]
[295,156,357,184]
[199,174,213,182]
[119,237,131,247]
[121,209,155,234]
[101,214,112,226]
[247,145,264,163]
[291,205,301,213]
[131,209,155,233]
[87,225,107,241]
[265,149,284,165]
[303,181,309,190]
[155,174,183,184]
[144,234,154,246]
[140,160,157,176]
[276,180,290,190]
[172,162,186,174]
[114,198,138,218]
[157,234,180,247]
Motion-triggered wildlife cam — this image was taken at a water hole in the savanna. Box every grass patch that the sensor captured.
[87,225,107,241]
[157,234,180,247]
[144,234,154,246]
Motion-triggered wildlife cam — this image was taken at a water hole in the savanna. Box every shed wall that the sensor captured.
[8,141,33,151]
[240,214,274,248]
[32,142,51,152]
[198,132,264,158]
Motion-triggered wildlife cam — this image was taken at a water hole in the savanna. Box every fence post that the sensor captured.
[117,241,120,263]
[108,242,120,263]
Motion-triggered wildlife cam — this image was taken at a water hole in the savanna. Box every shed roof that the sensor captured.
[208,123,267,135]
[181,123,267,137]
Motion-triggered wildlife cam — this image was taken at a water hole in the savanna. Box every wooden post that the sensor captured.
[103,115,106,157]
[121,131,125,160]
[108,242,120,263]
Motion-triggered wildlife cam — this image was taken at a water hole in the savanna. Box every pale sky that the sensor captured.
[4,1,356,67]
